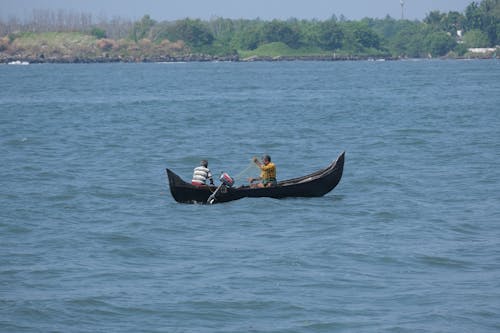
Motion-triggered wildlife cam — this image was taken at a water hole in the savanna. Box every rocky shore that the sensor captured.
[2,49,494,64]
[0,53,241,64]
[241,55,397,61]
[0,53,404,64]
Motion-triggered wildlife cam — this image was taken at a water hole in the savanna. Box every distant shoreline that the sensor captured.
[1,55,397,64]
[1,54,496,64]
[2,3,499,66]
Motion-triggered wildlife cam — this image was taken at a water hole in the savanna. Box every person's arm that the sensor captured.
[253,157,262,168]
[208,170,214,185]
[248,176,262,183]
[249,157,259,183]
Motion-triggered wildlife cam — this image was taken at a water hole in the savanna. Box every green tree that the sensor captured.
[342,22,381,51]
[295,19,318,47]
[363,16,399,40]
[90,27,106,39]
[316,20,344,50]
[389,22,428,57]
[208,17,235,40]
[463,0,500,46]
[130,15,156,42]
[441,11,466,35]
[479,0,500,45]
[424,10,446,28]
[231,24,263,50]
[170,19,214,48]
[261,20,301,48]
[463,28,490,47]
[206,17,237,55]
[425,31,456,56]
[354,24,381,49]
[465,2,483,30]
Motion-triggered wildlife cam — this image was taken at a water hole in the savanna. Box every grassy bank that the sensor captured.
[0,31,198,63]
[238,42,393,60]
[9,32,97,58]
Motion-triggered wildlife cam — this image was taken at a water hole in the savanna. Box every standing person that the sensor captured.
[249,155,277,188]
[192,160,214,186]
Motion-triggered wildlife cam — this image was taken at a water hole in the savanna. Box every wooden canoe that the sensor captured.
[166,151,344,204]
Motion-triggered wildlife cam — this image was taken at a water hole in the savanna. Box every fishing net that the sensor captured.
[232,158,261,185]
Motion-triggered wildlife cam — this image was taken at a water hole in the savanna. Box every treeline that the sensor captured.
[1,0,498,59]
[0,9,133,39]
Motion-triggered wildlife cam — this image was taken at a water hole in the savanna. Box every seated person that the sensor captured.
[192,160,214,186]
[248,155,277,188]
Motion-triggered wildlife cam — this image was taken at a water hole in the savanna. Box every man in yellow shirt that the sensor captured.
[249,155,277,188]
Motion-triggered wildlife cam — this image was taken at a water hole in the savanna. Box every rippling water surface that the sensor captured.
[1,60,500,332]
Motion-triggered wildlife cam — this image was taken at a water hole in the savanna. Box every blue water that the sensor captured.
[1,60,499,332]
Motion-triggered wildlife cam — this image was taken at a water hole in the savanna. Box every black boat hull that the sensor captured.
[166,151,344,204]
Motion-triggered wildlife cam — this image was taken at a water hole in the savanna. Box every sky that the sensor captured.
[2,0,475,21]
